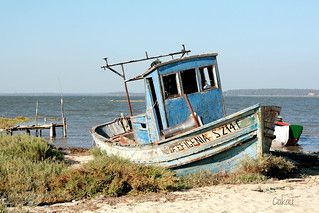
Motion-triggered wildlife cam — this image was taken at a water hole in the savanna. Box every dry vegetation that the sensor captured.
[0,116,30,129]
[182,156,296,188]
[0,133,297,211]
[0,135,182,208]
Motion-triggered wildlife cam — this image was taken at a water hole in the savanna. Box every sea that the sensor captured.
[1,95,318,153]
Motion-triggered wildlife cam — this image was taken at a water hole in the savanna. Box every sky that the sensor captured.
[0,0,318,93]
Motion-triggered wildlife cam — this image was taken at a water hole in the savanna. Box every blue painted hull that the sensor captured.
[172,137,258,175]
[91,104,280,175]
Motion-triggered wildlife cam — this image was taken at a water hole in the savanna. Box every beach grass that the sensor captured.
[181,156,296,188]
[0,135,66,207]
[0,201,7,213]
[48,153,182,202]
[0,135,182,207]
[0,134,296,209]
[239,155,296,179]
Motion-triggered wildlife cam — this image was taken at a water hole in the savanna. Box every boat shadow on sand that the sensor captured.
[270,147,319,176]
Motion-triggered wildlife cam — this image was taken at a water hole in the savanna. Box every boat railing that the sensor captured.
[95,117,132,139]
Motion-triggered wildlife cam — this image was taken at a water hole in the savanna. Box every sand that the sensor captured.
[9,149,319,212]
[17,175,318,213]
[62,148,94,168]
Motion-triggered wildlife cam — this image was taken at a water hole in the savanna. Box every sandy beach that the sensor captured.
[17,174,318,213]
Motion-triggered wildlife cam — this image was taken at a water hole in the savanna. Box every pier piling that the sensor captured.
[50,123,56,138]
[1,99,68,139]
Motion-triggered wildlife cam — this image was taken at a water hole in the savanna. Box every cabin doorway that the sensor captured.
[146,78,163,130]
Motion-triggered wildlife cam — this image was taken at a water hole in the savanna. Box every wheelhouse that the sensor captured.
[128,54,225,144]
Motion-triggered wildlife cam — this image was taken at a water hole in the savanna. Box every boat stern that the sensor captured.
[257,106,281,156]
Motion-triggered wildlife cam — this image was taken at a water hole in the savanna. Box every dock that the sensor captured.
[0,97,67,138]
[4,119,67,138]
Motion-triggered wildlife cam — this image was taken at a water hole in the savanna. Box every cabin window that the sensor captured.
[163,73,179,99]
[199,65,217,90]
[181,68,198,94]
[140,123,146,129]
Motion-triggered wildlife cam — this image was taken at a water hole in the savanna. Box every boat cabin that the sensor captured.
[128,54,225,144]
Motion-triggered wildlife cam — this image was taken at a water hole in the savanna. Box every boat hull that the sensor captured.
[286,125,303,146]
[272,124,303,147]
[172,137,258,175]
[91,104,280,175]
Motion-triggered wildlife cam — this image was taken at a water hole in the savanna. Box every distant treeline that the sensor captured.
[224,89,318,96]
[0,92,145,97]
[2,90,318,97]
[103,92,144,97]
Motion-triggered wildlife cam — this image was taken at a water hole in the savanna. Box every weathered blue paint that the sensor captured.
[143,73,164,142]
[173,137,258,175]
[92,53,281,176]
[155,122,258,164]
[144,77,158,142]
[148,71,168,129]
[130,54,224,144]
[158,57,216,75]
[130,113,149,144]
[159,55,223,127]
[142,54,223,131]
[92,103,279,175]
[165,88,224,127]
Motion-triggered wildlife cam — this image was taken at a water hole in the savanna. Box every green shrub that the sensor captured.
[50,154,183,199]
[239,155,296,179]
[182,155,295,187]
[0,139,184,207]
[0,134,64,161]
[181,171,223,188]
[0,135,66,206]
[225,173,267,184]
[0,136,296,208]
[90,147,104,157]
[0,201,7,213]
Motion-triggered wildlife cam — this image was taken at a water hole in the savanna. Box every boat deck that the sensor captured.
[109,131,138,146]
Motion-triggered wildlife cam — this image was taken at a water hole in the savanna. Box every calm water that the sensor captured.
[1,95,318,153]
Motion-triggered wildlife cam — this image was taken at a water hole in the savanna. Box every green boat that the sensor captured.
[273,118,303,147]
[287,124,303,146]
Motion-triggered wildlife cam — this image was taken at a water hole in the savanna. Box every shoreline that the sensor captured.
[17,175,319,213]
[22,148,317,213]
[4,146,319,212]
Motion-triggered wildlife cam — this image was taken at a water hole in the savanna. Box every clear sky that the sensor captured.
[1,0,318,93]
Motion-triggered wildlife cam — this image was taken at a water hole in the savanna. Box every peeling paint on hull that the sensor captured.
[91,104,280,175]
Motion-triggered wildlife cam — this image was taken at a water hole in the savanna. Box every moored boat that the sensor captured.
[91,46,280,175]
[272,116,303,147]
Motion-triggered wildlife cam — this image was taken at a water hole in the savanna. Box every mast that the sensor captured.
[121,64,133,116]
[101,45,191,116]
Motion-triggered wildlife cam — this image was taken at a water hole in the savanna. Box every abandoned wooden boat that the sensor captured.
[92,46,280,175]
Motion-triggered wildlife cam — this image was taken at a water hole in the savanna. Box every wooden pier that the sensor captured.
[1,97,67,138]
[4,119,67,138]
